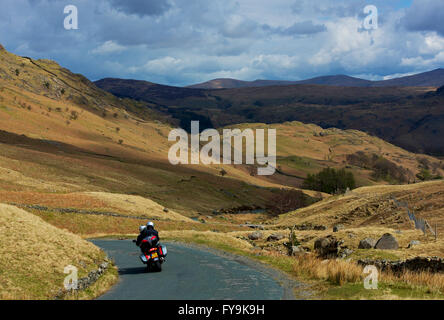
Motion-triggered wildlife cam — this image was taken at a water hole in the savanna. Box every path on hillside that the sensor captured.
[92,240,297,300]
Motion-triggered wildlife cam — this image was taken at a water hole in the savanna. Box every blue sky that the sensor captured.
[0,0,443,86]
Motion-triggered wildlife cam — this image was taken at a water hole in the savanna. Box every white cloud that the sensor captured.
[91,41,127,55]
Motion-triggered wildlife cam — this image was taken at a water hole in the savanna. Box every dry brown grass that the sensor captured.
[0,203,111,300]
[382,270,444,294]
[290,253,362,285]
[83,192,193,222]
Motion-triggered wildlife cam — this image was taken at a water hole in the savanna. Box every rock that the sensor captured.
[339,248,354,258]
[314,236,342,258]
[163,208,169,213]
[408,240,421,248]
[248,232,263,241]
[267,234,284,242]
[290,246,305,256]
[375,233,399,250]
[358,238,377,249]
[333,224,345,232]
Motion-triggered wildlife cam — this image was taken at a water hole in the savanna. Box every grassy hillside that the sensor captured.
[0,204,116,299]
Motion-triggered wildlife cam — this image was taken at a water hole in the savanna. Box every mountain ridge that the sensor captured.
[187,69,444,89]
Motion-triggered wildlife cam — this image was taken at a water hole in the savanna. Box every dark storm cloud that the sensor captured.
[402,0,444,36]
[108,0,171,17]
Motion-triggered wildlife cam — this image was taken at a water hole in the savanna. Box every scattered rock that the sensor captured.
[267,234,284,242]
[358,238,377,249]
[408,240,421,248]
[248,232,263,241]
[375,233,399,250]
[333,224,345,232]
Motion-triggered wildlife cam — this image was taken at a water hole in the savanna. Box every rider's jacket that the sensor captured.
[136,228,159,247]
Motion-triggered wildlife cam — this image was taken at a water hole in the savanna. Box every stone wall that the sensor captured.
[358,257,444,274]
[55,260,110,299]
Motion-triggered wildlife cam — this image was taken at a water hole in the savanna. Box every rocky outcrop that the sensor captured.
[375,233,399,250]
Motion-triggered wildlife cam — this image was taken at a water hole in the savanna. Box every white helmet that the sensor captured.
[139,225,146,233]
[146,221,154,228]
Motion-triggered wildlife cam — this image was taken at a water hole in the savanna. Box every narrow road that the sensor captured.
[92,240,288,300]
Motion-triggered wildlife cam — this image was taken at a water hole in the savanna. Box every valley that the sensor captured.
[1,44,444,300]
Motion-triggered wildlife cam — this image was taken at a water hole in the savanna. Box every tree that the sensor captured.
[302,168,356,194]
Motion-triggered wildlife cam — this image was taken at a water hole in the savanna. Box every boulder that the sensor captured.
[358,238,377,249]
[333,224,345,232]
[248,232,263,241]
[408,240,421,249]
[267,234,284,242]
[314,236,342,258]
[375,233,399,250]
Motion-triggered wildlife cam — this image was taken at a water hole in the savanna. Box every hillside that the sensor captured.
[96,77,444,155]
[187,69,444,89]
[0,203,116,299]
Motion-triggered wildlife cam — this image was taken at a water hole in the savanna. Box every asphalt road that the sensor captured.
[92,240,287,300]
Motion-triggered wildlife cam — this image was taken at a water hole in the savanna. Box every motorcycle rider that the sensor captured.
[136,221,159,247]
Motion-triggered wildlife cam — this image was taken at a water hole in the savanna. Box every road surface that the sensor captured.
[92,240,290,300]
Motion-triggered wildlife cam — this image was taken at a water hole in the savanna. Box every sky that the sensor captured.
[0,0,443,86]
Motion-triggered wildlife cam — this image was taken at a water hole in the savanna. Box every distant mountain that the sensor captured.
[187,69,444,89]
[96,76,444,156]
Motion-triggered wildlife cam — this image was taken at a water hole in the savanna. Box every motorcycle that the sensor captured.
[133,236,167,272]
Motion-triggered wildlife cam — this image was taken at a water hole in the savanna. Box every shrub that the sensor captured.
[302,168,356,194]
[347,152,410,183]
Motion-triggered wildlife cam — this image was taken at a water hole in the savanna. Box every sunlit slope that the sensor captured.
[225,122,443,187]
[275,180,444,233]
[0,203,110,299]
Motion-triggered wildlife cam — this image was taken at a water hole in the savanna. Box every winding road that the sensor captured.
[92,240,292,300]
